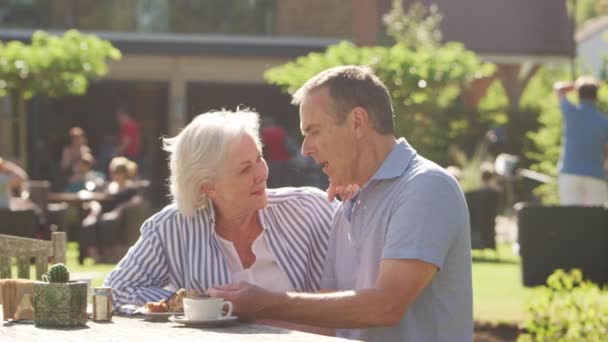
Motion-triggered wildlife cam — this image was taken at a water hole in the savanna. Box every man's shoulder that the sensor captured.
[403,156,459,190]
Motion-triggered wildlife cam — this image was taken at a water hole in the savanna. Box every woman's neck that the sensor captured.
[214,205,260,242]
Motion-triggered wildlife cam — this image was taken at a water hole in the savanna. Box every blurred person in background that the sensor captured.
[65,153,105,193]
[554,76,608,206]
[0,157,28,209]
[261,116,295,187]
[116,108,141,161]
[61,126,91,185]
[79,156,140,264]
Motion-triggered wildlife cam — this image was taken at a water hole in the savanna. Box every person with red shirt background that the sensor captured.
[116,108,141,160]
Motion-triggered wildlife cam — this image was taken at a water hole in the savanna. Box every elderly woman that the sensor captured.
[104,110,338,310]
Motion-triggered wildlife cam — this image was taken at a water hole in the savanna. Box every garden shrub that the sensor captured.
[518,269,608,342]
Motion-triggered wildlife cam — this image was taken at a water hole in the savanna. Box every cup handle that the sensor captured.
[221,301,233,318]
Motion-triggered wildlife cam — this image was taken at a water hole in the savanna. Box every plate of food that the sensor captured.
[141,310,183,321]
[139,289,204,322]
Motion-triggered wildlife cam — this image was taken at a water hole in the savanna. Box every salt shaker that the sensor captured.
[92,287,113,322]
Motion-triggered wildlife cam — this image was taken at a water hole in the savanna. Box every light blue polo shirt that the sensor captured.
[321,138,473,342]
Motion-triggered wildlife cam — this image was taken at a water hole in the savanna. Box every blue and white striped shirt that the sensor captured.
[105,187,339,309]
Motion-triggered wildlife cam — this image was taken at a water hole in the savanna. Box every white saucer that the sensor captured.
[169,315,239,327]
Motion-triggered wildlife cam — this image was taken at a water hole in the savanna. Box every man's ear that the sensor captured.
[350,106,370,139]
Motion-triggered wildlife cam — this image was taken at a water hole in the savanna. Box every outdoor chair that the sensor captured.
[25,180,50,215]
[0,231,67,280]
[465,188,500,252]
[0,208,40,238]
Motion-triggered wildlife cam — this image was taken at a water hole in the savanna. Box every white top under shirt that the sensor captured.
[215,231,293,292]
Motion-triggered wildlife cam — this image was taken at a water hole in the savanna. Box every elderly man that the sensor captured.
[209,66,473,341]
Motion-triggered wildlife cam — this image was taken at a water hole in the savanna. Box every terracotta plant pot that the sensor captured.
[32,281,88,326]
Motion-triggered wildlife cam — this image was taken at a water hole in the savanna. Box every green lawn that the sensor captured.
[472,244,538,324]
[64,242,116,288]
[14,242,537,324]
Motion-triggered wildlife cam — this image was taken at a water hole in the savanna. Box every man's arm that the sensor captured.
[554,81,577,117]
[0,158,28,188]
[208,258,436,328]
[554,81,574,98]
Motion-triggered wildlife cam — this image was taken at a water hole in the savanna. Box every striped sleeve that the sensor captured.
[306,191,340,291]
[264,187,339,292]
[104,217,174,309]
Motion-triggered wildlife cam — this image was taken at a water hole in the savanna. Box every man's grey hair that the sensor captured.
[292,65,395,134]
[162,109,262,217]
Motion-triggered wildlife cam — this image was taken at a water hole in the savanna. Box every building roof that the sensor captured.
[380,0,575,61]
[0,29,340,58]
[576,15,608,42]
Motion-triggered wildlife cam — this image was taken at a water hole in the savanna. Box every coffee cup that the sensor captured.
[183,297,233,321]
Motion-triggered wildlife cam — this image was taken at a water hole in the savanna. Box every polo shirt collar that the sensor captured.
[369,137,417,181]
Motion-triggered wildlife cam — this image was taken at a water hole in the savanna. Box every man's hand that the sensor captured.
[207,282,271,319]
[554,81,574,96]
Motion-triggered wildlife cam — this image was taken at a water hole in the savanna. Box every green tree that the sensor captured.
[569,0,608,25]
[382,0,443,49]
[265,2,495,165]
[0,29,121,166]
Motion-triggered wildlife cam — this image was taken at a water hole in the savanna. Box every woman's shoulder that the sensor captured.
[266,187,337,213]
[142,203,210,231]
[266,186,327,203]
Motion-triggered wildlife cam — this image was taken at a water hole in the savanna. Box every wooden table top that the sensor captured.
[47,191,108,204]
[0,306,352,342]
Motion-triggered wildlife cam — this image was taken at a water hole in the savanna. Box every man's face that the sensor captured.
[300,88,357,186]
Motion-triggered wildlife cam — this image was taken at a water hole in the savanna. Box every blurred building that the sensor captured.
[0,0,573,205]
[577,15,608,78]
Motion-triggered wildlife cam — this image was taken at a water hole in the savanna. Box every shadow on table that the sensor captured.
[170,321,293,335]
[3,320,91,330]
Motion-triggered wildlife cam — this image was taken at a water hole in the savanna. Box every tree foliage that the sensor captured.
[569,0,608,26]
[382,0,443,49]
[265,2,496,164]
[0,29,121,164]
[0,29,121,99]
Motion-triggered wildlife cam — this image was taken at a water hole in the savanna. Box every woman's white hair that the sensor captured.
[162,109,262,217]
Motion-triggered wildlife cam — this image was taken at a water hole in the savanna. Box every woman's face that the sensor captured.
[205,134,269,213]
[72,134,85,146]
[110,170,127,183]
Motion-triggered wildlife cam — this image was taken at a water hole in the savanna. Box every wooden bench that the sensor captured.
[0,232,66,280]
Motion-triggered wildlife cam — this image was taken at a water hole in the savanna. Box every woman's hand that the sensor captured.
[326,183,360,202]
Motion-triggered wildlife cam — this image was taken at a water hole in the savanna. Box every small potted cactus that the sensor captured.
[32,263,88,326]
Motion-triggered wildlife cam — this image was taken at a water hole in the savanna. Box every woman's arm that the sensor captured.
[104,220,173,309]
[0,158,28,188]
